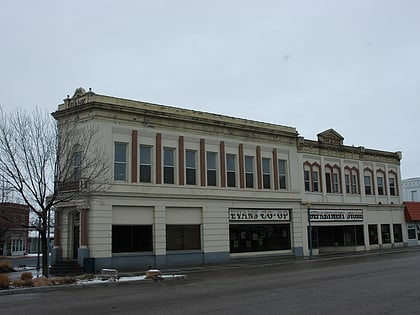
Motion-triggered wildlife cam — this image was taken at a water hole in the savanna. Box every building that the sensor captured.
[298,129,404,255]
[402,178,420,202]
[51,88,405,272]
[0,203,29,256]
[401,178,420,245]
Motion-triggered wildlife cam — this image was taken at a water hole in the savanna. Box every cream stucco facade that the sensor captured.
[51,88,405,272]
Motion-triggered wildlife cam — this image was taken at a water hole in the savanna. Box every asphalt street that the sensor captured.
[2,249,420,314]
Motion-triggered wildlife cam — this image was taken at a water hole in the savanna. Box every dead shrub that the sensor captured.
[0,260,13,273]
[0,273,10,289]
[20,271,33,281]
[32,276,53,287]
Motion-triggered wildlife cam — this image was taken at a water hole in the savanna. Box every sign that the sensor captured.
[309,209,363,222]
[229,209,290,221]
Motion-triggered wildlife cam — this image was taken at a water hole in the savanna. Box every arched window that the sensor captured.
[325,164,341,193]
[303,161,321,192]
[376,169,386,196]
[363,168,374,195]
[344,166,359,194]
[388,170,399,196]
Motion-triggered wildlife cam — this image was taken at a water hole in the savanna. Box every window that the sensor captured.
[262,158,271,189]
[388,171,398,196]
[377,176,384,195]
[325,172,332,193]
[278,159,287,189]
[381,224,391,244]
[139,145,152,183]
[393,224,403,243]
[163,148,175,184]
[73,151,82,180]
[303,162,321,192]
[364,175,372,195]
[351,174,358,194]
[206,152,217,186]
[304,170,311,192]
[226,154,236,187]
[325,164,340,193]
[112,225,153,253]
[345,167,359,194]
[408,224,417,239]
[166,225,201,250]
[313,170,319,192]
[245,156,254,188]
[114,143,127,181]
[186,150,196,185]
[368,224,378,245]
[345,174,350,194]
[332,173,339,193]
[230,224,291,253]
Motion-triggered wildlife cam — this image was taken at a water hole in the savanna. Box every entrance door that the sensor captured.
[73,225,79,259]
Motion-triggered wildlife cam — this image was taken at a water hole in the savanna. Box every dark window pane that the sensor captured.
[112,225,153,253]
[164,167,174,184]
[207,170,217,186]
[227,171,236,187]
[186,168,196,185]
[166,225,201,250]
[246,173,254,188]
[368,224,378,245]
[140,165,151,183]
[230,224,291,253]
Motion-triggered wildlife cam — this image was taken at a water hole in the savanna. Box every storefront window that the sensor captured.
[230,224,291,253]
[316,226,364,247]
[166,225,201,250]
[407,224,416,239]
[381,224,391,244]
[393,224,403,243]
[112,225,153,253]
[368,224,379,245]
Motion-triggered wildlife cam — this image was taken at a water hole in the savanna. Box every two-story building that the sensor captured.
[51,88,405,271]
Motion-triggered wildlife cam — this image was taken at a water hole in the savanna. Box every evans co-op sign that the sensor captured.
[309,209,363,222]
[229,209,290,221]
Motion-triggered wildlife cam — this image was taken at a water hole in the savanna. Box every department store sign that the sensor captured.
[309,209,363,222]
[229,209,290,221]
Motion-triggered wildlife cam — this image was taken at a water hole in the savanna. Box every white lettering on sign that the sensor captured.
[229,209,290,221]
[309,209,363,222]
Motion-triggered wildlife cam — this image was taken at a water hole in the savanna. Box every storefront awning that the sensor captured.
[404,202,420,221]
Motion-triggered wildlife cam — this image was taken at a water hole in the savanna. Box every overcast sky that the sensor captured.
[1,1,419,179]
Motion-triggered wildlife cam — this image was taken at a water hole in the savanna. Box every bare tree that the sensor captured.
[0,106,108,277]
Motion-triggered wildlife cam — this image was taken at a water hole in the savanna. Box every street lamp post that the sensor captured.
[307,202,313,260]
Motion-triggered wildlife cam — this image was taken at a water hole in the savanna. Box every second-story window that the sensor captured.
[114,142,127,181]
[325,164,340,193]
[164,147,175,184]
[345,174,351,194]
[186,150,196,185]
[226,154,236,187]
[73,151,82,180]
[245,156,254,188]
[262,158,271,189]
[206,151,217,186]
[278,159,287,190]
[303,162,320,192]
[389,177,396,196]
[140,145,152,183]
[377,176,384,195]
[364,175,372,195]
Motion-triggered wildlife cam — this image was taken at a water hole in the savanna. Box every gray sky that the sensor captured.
[1,1,419,179]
